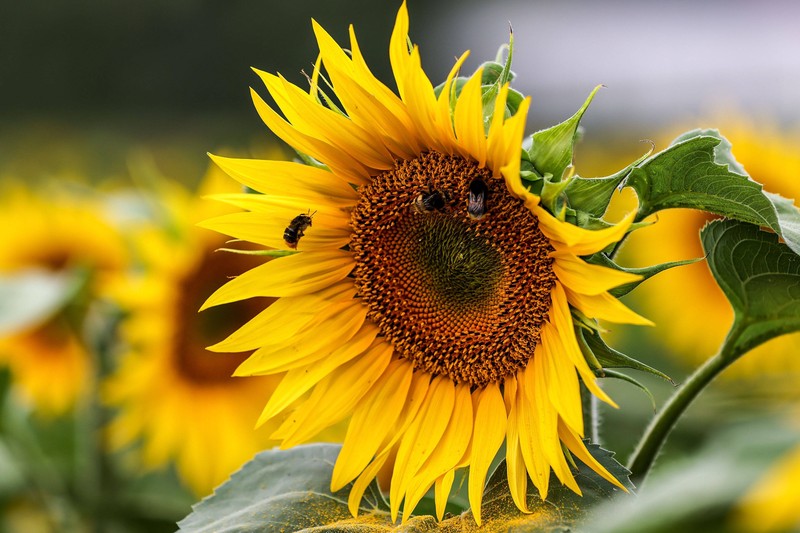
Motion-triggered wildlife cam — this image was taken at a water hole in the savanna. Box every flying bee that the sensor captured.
[467,178,488,220]
[283,210,316,249]
[411,188,446,214]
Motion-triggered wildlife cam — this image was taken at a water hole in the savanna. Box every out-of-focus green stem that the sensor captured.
[627,323,744,486]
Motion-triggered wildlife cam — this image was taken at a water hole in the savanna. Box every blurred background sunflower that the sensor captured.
[2,0,800,531]
[102,160,285,497]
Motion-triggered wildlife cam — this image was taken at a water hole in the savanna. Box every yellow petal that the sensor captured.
[535,206,636,256]
[529,349,581,494]
[256,70,395,171]
[552,250,642,295]
[504,376,530,513]
[209,155,358,204]
[389,1,411,99]
[515,366,550,499]
[390,376,455,522]
[434,470,456,521]
[199,210,350,251]
[202,250,354,309]
[539,322,583,435]
[564,286,654,326]
[468,384,507,526]
[208,281,355,352]
[434,51,470,152]
[257,323,378,425]
[402,383,473,521]
[235,302,366,376]
[548,283,617,408]
[453,69,487,166]
[558,419,627,491]
[271,337,393,446]
[501,97,535,207]
[332,359,414,491]
[251,88,370,184]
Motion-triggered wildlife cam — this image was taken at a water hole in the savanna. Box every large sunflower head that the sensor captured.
[0,182,127,416]
[202,2,650,524]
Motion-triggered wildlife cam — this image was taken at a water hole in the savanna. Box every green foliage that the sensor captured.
[701,220,800,358]
[178,444,390,533]
[564,145,652,218]
[0,269,85,336]
[526,86,602,189]
[585,253,702,299]
[178,443,632,532]
[625,130,800,255]
[586,417,800,533]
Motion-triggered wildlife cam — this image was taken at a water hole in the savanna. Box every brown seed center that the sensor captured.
[350,151,557,387]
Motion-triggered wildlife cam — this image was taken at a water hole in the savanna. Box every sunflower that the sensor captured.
[619,118,800,379]
[102,163,294,496]
[202,3,650,524]
[737,435,800,533]
[0,184,126,416]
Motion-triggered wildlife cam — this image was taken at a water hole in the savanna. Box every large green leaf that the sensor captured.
[586,417,800,533]
[0,269,84,336]
[701,220,800,358]
[625,130,800,255]
[177,444,391,533]
[178,442,631,532]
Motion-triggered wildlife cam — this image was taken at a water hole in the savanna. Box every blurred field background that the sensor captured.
[2,1,799,531]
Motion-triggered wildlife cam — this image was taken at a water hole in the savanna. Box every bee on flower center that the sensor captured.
[283,210,316,249]
[467,178,489,220]
[411,187,447,214]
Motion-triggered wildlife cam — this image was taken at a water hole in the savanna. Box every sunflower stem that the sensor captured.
[626,322,744,486]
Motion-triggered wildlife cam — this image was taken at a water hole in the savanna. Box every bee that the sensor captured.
[411,188,446,214]
[283,210,316,249]
[467,178,488,220]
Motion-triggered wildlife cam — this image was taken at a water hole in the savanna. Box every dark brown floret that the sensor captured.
[350,151,557,387]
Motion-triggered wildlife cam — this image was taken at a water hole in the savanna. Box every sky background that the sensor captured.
[2,0,798,180]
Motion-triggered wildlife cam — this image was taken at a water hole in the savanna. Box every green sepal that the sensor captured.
[564,142,653,218]
[599,369,657,411]
[702,220,800,359]
[584,253,703,298]
[579,328,674,384]
[216,248,298,258]
[526,85,602,188]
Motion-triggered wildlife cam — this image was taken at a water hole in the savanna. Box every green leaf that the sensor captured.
[579,329,673,384]
[585,253,702,298]
[600,369,657,411]
[701,220,800,359]
[177,444,391,533]
[565,143,653,218]
[527,85,602,185]
[0,269,84,336]
[585,417,800,533]
[625,131,800,255]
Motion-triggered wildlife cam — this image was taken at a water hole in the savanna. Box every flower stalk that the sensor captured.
[627,321,746,486]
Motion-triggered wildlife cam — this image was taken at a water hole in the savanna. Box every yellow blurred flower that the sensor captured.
[736,441,800,533]
[0,184,126,415]
[102,163,285,496]
[202,2,649,524]
[619,117,800,378]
